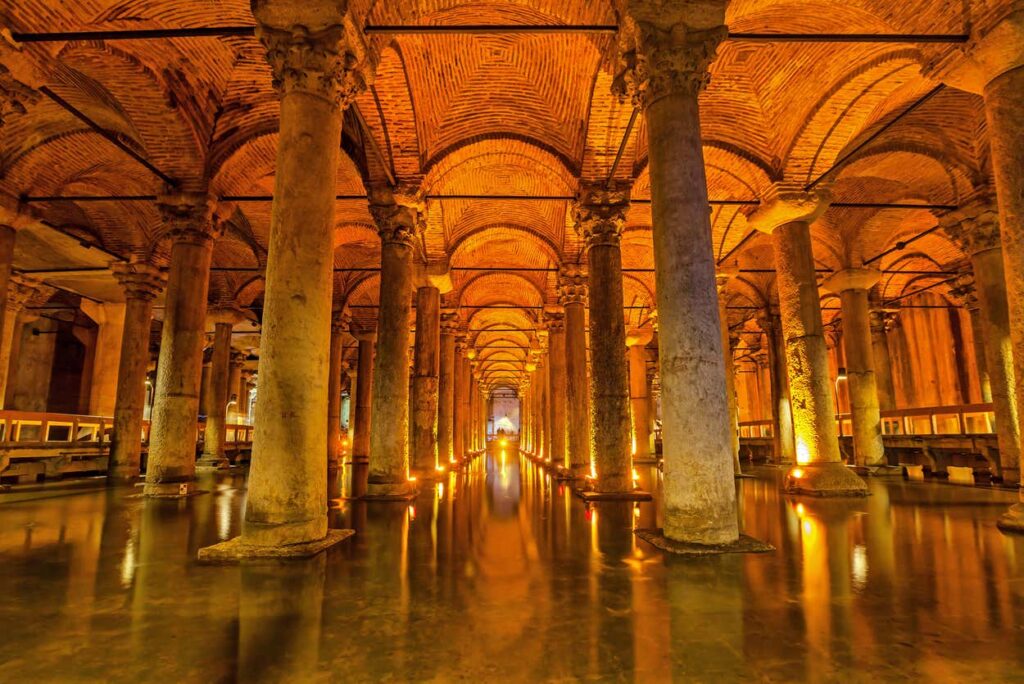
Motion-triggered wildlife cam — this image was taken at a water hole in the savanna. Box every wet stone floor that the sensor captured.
[1,446,1024,683]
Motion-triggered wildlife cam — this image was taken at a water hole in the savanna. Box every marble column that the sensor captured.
[959,285,992,402]
[759,311,796,463]
[559,266,591,475]
[469,367,480,453]
[198,307,247,470]
[327,312,348,498]
[615,9,741,541]
[0,276,40,408]
[868,305,897,411]
[453,337,467,462]
[464,356,477,455]
[626,328,654,463]
[438,311,458,465]
[350,330,375,497]
[0,224,16,377]
[366,195,419,497]
[926,9,1024,529]
[81,301,126,416]
[573,184,633,493]
[411,286,441,476]
[749,191,867,496]
[145,192,218,498]
[545,310,568,468]
[199,5,371,558]
[717,285,741,474]
[107,261,165,482]
[943,204,1020,480]
[823,269,887,468]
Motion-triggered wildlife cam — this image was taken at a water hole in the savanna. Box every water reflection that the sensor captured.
[0,452,1023,681]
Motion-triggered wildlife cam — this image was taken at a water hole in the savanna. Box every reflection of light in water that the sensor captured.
[852,544,868,590]
[436,482,444,500]
[407,505,416,521]
[500,450,507,479]
[120,527,137,588]
[217,489,234,540]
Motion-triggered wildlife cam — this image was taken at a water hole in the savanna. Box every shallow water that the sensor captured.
[1,448,1022,682]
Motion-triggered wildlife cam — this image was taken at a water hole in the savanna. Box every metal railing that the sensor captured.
[738,402,996,439]
[0,410,254,447]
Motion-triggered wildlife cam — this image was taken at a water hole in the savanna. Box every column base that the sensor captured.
[106,467,141,484]
[196,455,231,471]
[636,528,774,555]
[197,528,354,563]
[361,480,418,501]
[142,480,203,498]
[785,462,869,497]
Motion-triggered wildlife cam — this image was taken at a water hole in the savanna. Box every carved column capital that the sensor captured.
[331,310,351,335]
[869,309,897,335]
[939,195,1001,255]
[370,201,422,247]
[6,274,43,315]
[111,259,167,302]
[747,185,831,234]
[156,192,220,246]
[0,64,40,127]
[558,265,589,305]
[572,182,631,249]
[947,272,981,310]
[544,309,565,333]
[440,309,460,335]
[254,12,372,107]
[613,19,727,109]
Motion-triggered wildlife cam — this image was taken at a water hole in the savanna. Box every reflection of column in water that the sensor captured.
[593,502,636,679]
[237,555,326,682]
[667,555,746,680]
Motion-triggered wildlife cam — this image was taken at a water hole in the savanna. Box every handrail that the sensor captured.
[0,410,253,447]
[739,402,996,439]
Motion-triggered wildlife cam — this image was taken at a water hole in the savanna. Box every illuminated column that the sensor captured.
[350,330,375,496]
[626,328,654,463]
[411,286,440,476]
[758,311,795,463]
[0,276,40,408]
[81,301,126,416]
[717,278,741,473]
[925,9,1024,528]
[199,4,371,558]
[227,353,244,423]
[0,224,16,381]
[573,184,632,492]
[749,190,867,495]
[198,307,248,470]
[452,336,468,461]
[868,305,897,411]
[615,6,742,543]
[545,310,568,468]
[108,261,166,482]
[559,266,591,475]
[145,192,218,498]
[465,357,477,455]
[327,312,348,498]
[823,269,887,468]
[468,366,478,453]
[949,279,992,402]
[367,194,420,497]
[942,203,1020,480]
[437,311,458,465]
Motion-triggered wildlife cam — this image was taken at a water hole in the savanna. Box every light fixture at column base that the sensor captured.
[577,489,652,502]
[997,502,1024,534]
[196,457,231,471]
[197,528,354,563]
[785,462,869,497]
[140,480,206,498]
[636,528,774,555]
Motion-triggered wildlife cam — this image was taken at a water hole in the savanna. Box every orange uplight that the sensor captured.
[408,475,418,482]
[435,464,446,473]
[631,468,640,484]
[790,468,804,479]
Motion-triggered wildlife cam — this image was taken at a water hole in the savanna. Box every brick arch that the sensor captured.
[457,272,546,309]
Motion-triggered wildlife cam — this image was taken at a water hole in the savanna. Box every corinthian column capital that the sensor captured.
[253,1,372,107]
[572,181,631,249]
[111,259,167,302]
[613,17,727,108]
[440,310,460,335]
[747,185,832,235]
[557,265,588,305]
[922,8,1024,94]
[939,193,1001,255]
[156,191,221,246]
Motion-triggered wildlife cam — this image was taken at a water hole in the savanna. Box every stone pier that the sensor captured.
[438,311,458,465]
[545,310,567,468]
[559,266,590,476]
[108,261,166,482]
[411,286,440,477]
[198,307,249,470]
[350,330,375,497]
[327,312,349,499]
[626,328,654,463]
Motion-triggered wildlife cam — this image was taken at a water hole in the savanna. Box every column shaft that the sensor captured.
[199,320,233,469]
[547,320,567,468]
[628,343,651,462]
[0,226,15,373]
[837,287,886,467]
[968,306,992,402]
[869,311,897,411]
[453,349,466,460]
[438,319,456,464]
[719,297,741,473]
[564,299,590,474]
[327,322,345,496]
[411,287,440,474]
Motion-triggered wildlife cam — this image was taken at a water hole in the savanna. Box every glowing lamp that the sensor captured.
[790,468,804,480]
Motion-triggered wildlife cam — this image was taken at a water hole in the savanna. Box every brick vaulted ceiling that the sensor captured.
[0,0,1004,390]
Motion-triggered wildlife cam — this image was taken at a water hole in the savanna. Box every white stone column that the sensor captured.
[198,307,249,470]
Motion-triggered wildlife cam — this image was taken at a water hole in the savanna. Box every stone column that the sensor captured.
[81,301,126,416]
[327,312,348,498]
[749,190,867,496]
[823,269,887,468]
[559,266,591,475]
[198,307,247,470]
[943,204,1020,480]
[107,261,165,482]
[437,311,458,465]
[626,328,654,463]
[954,283,992,402]
[453,337,467,461]
[469,367,480,453]
[411,286,441,476]
[464,355,477,455]
[145,192,218,498]
[758,311,795,463]
[717,283,741,474]
[868,306,897,411]
[535,347,550,461]
[0,224,17,378]
[350,330,375,496]
[227,353,244,423]
[614,8,743,542]
[573,183,633,493]
[366,195,420,498]
[199,4,371,559]
[0,276,40,407]
[544,310,568,468]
